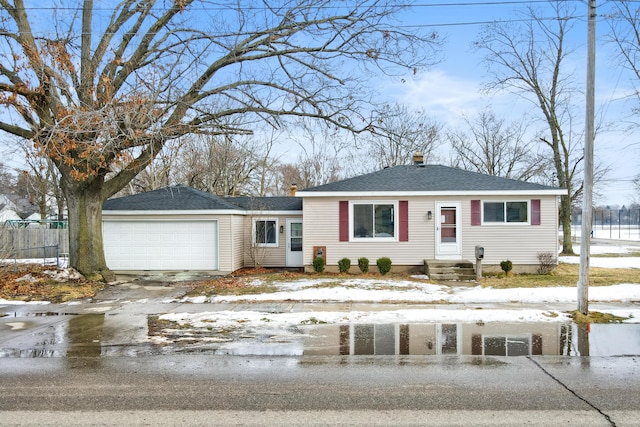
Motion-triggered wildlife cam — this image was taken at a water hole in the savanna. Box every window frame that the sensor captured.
[349,200,398,242]
[481,200,530,225]
[252,218,279,247]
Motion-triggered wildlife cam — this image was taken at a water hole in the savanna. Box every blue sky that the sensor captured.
[380,0,639,206]
[1,1,637,206]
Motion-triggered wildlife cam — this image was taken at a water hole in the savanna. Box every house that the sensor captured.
[102,160,566,275]
[298,159,566,274]
[101,186,302,273]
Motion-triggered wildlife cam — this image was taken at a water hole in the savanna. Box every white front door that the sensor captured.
[286,219,303,267]
[435,202,462,259]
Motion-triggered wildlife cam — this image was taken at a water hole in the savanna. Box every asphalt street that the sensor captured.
[0,354,639,426]
[1,273,640,426]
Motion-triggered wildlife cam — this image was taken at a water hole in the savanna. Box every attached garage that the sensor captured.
[103,220,218,271]
[102,185,304,273]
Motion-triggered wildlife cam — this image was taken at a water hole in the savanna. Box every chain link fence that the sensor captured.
[571,207,640,241]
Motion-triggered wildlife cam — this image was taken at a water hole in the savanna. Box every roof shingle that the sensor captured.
[103,185,241,211]
[299,164,562,193]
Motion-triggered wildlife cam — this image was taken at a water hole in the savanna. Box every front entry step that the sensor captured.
[424,259,476,282]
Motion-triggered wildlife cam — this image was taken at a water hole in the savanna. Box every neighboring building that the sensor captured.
[102,160,566,275]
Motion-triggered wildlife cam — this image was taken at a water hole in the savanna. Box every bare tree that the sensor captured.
[474,1,582,255]
[0,161,14,195]
[118,142,181,196]
[0,0,440,279]
[16,140,68,220]
[448,108,547,181]
[274,120,350,193]
[607,1,640,123]
[172,133,262,196]
[358,103,442,172]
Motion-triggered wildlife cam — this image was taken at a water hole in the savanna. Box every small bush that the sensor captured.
[338,257,351,273]
[376,257,392,275]
[358,257,369,273]
[537,251,556,274]
[500,260,513,275]
[313,256,325,273]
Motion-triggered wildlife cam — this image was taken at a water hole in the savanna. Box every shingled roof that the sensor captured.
[103,186,303,211]
[103,185,241,211]
[225,196,302,211]
[299,164,564,194]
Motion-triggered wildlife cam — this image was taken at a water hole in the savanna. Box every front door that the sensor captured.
[286,219,303,267]
[436,202,461,259]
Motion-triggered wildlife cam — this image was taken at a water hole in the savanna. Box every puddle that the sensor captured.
[2,312,640,358]
[5,312,80,317]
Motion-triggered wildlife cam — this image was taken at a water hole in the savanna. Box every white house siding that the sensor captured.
[302,195,559,272]
[241,214,303,268]
[229,215,246,272]
[461,195,559,270]
[302,196,437,271]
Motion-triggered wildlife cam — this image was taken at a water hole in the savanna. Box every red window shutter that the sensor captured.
[399,200,408,242]
[339,201,349,241]
[471,200,481,225]
[531,199,541,225]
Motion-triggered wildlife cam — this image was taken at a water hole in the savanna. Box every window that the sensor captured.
[254,219,277,247]
[483,201,528,224]
[352,202,395,239]
[483,335,531,356]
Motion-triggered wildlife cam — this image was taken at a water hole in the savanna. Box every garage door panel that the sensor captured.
[103,220,218,270]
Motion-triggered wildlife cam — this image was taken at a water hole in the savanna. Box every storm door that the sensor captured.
[286,219,303,267]
[435,202,462,259]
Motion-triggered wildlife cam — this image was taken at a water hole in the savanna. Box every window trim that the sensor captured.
[349,200,398,242]
[252,218,279,247]
[481,200,530,225]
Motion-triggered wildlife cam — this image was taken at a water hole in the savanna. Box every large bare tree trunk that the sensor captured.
[560,196,574,254]
[63,177,114,281]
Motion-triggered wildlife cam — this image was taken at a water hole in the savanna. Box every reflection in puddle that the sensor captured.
[303,322,640,357]
[2,311,640,358]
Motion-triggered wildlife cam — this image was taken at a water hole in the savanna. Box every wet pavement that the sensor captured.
[1,279,639,358]
[2,281,640,425]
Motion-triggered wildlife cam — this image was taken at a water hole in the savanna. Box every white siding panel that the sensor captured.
[241,215,302,267]
[302,195,559,267]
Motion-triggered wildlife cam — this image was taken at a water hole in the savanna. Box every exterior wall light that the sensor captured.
[279,225,284,233]
[427,211,432,220]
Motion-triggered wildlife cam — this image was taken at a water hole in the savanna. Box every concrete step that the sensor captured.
[424,259,477,282]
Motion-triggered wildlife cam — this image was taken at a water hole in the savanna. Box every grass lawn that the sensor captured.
[480,263,639,289]
[1,261,638,302]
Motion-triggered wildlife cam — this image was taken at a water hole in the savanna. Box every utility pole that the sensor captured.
[578,0,596,315]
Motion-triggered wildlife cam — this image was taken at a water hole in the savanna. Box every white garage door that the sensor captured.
[103,220,218,270]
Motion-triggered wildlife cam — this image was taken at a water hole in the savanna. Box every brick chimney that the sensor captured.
[289,183,298,196]
[412,152,424,165]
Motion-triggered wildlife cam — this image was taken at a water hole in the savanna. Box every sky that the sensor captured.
[379,0,639,206]
[1,1,638,206]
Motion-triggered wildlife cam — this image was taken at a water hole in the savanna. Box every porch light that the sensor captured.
[280,225,284,233]
[427,211,432,220]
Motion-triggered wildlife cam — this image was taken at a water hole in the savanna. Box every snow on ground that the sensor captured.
[160,308,580,331]
[169,242,640,326]
[3,244,640,326]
